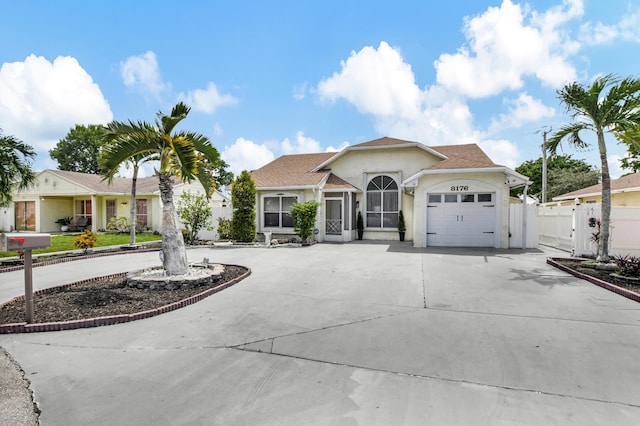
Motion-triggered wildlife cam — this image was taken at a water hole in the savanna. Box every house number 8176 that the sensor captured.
[450,185,469,191]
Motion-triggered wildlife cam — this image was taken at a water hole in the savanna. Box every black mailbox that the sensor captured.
[0,233,51,251]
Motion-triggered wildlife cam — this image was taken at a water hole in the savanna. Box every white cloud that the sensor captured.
[478,139,520,168]
[281,131,322,154]
[580,10,640,45]
[434,0,580,98]
[489,92,555,133]
[0,54,112,157]
[293,82,308,100]
[120,51,167,96]
[178,82,237,114]
[213,122,223,137]
[326,141,350,152]
[220,137,275,176]
[608,154,630,179]
[318,41,422,118]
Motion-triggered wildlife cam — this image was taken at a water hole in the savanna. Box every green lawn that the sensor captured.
[0,233,162,258]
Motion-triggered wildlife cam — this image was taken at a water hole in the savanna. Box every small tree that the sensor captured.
[51,124,107,174]
[290,201,321,243]
[177,191,213,245]
[231,171,256,242]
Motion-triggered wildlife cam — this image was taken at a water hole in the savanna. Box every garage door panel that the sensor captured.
[426,193,496,247]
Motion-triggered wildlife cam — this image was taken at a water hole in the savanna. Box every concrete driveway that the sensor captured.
[1,243,639,425]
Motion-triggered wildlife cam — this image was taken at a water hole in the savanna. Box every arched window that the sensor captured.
[366,175,399,228]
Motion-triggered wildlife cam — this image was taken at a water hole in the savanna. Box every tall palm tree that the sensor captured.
[101,102,220,275]
[0,129,36,206]
[547,74,640,262]
[122,152,159,246]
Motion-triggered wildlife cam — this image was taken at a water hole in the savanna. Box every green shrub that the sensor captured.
[613,254,640,277]
[397,210,406,232]
[231,171,256,242]
[290,201,320,243]
[73,230,97,252]
[107,216,130,233]
[217,217,232,240]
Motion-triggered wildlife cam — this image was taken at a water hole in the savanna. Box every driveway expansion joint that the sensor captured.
[233,348,640,410]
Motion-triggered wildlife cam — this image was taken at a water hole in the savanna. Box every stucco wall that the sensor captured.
[327,147,441,189]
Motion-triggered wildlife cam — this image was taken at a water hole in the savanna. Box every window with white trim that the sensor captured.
[264,196,297,228]
[75,199,92,225]
[366,175,399,228]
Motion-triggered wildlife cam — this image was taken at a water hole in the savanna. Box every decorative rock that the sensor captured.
[126,264,225,290]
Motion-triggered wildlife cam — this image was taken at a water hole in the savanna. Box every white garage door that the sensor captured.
[426,192,496,247]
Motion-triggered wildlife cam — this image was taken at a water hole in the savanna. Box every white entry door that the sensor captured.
[426,193,496,247]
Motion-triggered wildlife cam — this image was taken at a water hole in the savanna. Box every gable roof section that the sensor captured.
[553,171,640,200]
[310,136,447,172]
[251,153,335,189]
[46,169,160,194]
[428,144,496,169]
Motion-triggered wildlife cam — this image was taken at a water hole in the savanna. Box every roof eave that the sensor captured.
[403,167,530,188]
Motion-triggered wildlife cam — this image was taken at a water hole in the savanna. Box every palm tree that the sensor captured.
[101,102,221,275]
[547,74,640,262]
[124,153,159,246]
[0,129,36,206]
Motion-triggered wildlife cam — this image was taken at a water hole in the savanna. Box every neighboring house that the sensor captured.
[552,171,640,206]
[251,137,531,248]
[7,169,230,233]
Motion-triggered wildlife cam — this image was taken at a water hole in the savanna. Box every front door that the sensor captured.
[325,198,343,242]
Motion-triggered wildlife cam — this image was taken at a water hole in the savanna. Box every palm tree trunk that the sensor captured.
[129,164,138,246]
[158,174,189,275]
[597,130,611,262]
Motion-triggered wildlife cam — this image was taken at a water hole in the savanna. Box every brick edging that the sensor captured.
[547,257,640,303]
[0,248,161,274]
[0,266,251,334]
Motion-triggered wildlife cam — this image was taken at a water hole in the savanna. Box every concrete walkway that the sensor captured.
[1,243,639,425]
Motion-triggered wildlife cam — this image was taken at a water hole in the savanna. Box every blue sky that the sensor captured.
[2,0,640,179]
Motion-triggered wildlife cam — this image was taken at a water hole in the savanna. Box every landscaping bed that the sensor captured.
[548,257,640,303]
[0,265,249,332]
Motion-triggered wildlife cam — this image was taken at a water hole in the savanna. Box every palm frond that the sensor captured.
[546,123,589,154]
[157,102,191,135]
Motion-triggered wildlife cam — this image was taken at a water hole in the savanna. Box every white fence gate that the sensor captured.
[0,207,11,232]
[195,205,233,241]
[509,204,539,248]
[537,203,640,257]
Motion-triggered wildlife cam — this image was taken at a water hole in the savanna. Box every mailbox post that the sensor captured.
[1,233,51,323]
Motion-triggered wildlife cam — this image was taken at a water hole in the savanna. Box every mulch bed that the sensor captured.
[0,265,248,327]
[549,258,640,302]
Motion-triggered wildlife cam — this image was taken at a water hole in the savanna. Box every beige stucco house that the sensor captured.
[552,171,640,206]
[251,137,530,248]
[6,169,230,233]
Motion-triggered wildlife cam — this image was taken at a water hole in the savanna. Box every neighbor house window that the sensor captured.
[366,175,399,228]
[75,200,92,225]
[136,199,148,229]
[106,199,116,222]
[264,196,297,228]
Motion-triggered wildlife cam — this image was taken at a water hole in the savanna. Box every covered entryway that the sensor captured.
[324,198,343,242]
[426,192,496,247]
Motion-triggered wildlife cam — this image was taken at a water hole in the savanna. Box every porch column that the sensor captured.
[91,195,98,233]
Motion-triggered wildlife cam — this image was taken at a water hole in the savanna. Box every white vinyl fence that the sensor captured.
[195,205,233,241]
[538,202,640,257]
[509,204,539,248]
[0,207,10,232]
